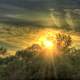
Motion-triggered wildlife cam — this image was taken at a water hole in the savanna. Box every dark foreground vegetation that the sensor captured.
[0,33,80,80]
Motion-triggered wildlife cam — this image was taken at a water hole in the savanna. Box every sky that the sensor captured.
[0,0,80,54]
[0,0,80,9]
[0,0,80,30]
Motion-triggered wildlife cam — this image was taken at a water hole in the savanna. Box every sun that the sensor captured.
[36,30,56,51]
[42,39,53,49]
[37,36,54,50]
[36,33,58,60]
[39,38,56,60]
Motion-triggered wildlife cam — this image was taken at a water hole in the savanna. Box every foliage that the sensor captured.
[0,46,7,55]
[0,43,80,80]
[16,44,42,61]
[56,33,72,50]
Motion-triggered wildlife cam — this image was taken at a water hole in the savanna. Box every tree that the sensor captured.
[16,44,42,61]
[0,46,7,55]
[56,33,72,50]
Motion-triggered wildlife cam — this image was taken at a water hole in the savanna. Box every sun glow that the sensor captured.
[35,30,62,60]
[36,30,56,50]
[42,39,53,49]
[37,35,55,50]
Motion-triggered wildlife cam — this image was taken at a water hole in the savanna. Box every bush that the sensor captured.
[0,46,7,55]
[0,43,80,80]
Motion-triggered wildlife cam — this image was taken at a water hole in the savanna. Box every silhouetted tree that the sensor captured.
[56,33,72,50]
[16,44,42,60]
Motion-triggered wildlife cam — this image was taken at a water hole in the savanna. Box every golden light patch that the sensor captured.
[37,35,55,51]
[42,39,53,49]
[36,30,56,50]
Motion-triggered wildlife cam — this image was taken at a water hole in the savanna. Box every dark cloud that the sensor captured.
[0,0,79,9]
[0,15,44,27]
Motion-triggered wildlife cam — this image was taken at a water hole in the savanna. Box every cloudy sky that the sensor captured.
[0,0,80,9]
[0,0,80,53]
